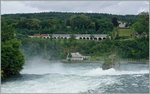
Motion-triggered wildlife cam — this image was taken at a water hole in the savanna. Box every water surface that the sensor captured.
[1,59,149,93]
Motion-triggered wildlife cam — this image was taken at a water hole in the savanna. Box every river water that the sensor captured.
[1,58,149,93]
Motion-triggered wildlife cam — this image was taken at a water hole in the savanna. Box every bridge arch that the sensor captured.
[98,37,102,40]
[79,37,82,39]
[103,37,106,40]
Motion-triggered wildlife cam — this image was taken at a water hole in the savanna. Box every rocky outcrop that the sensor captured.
[102,62,113,70]
[102,54,120,70]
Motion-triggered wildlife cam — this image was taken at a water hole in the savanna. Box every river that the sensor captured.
[1,58,149,93]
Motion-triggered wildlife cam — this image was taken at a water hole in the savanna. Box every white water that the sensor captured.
[1,58,149,93]
[21,57,149,76]
[85,68,149,76]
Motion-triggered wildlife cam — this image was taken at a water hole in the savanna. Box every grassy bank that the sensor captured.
[118,28,133,37]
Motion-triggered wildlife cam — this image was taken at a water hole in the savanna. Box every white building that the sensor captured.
[118,21,127,28]
[67,52,90,61]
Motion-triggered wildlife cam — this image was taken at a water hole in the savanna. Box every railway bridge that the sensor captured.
[29,34,110,41]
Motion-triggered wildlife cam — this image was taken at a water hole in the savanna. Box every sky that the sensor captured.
[1,1,149,15]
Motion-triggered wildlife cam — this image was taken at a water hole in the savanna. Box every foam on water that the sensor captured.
[1,73,117,93]
[21,62,67,75]
[20,57,149,76]
[85,68,149,76]
[2,58,149,93]
[21,65,149,77]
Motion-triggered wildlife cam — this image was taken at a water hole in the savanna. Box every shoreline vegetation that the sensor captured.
[60,59,149,64]
[1,11,149,80]
[21,37,149,61]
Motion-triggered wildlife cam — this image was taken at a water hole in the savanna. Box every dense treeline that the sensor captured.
[21,37,149,60]
[2,12,137,35]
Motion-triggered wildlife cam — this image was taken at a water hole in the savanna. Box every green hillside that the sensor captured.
[1,12,137,35]
[118,28,133,37]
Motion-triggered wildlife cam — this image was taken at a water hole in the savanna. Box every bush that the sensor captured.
[1,39,25,79]
[1,25,25,80]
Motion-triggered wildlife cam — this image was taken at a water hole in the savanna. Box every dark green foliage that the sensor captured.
[2,40,25,78]
[118,37,149,59]
[2,12,137,35]
[17,18,41,30]
[21,37,149,60]
[133,12,149,34]
[1,23,15,42]
[95,19,113,33]
[112,17,119,27]
[1,25,25,80]
[69,15,91,30]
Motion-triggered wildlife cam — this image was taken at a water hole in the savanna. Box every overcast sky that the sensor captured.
[1,1,149,15]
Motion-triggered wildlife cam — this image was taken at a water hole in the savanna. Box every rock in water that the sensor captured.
[102,54,120,70]
[102,62,112,70]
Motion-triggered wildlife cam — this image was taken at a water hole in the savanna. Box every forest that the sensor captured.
[2,12,138,35]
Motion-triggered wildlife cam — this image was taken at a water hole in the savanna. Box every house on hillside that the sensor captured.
[67,52,90,61]
[118,21,127,28]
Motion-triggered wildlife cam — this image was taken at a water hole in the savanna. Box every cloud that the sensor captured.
[1,1,45,14]
[23,1,119,13]
[1,1,149,15]
[1,1,39,14]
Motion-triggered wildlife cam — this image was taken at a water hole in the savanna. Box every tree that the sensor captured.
[112,17,119,27]
[1,25,25,79]
[1,23,15,42]
[133,12,149,34]
[69,14,91,30]
[17,18,41,30]
[95,19,113,34]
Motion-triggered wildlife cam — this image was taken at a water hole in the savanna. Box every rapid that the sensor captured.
[1,57,149,93]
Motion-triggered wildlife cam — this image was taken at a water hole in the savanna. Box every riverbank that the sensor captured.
[59,58,149,64]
